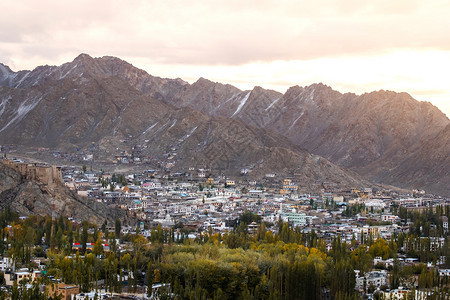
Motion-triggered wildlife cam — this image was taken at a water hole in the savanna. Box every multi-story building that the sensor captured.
[281,212,307,227]
[47,283,79,300]
[355,270,387,291]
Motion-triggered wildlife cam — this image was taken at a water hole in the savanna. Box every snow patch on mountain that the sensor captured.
[58,63,78,79]
[0,96,11,118]
[231,91,251,117]
[288,112,304,131]
[179,126,198,143]
[265,97,281,111]
[169,119,177,129]
[13,72,31,88]
[143,121,159,135]
[0,96,43,132]
[215,93,240,112]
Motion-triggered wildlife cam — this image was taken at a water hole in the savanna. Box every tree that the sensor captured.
[33,246,46,258]
[11,281,19,300]
[331,259,357,298]
[254,274,269,299]
[93,227,99,242]
[368,238,393,260]
[119,269,123,294]
[239,211,261,225]
[101,220,107,233]
[115,219,121,240]
[351,245,373,274]
[81,224,88,254]
[121,253,132,288]
[147,261,153,298]
[93,239,103,256]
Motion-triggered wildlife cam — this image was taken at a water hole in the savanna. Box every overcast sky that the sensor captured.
[2,0,450,116]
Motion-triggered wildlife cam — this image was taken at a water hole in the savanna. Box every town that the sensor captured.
[1,157,450,299]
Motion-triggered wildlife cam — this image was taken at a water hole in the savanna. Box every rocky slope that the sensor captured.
[0,164,126,223]
[148,78,450,195]
[1,54,448,195]
[0,55,369,191]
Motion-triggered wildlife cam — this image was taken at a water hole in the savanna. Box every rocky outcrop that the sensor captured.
[0,164,126,224]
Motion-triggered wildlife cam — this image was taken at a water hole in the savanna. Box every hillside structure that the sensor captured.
[2,158,63,186]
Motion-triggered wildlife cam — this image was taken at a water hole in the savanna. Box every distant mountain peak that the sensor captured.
[309,82,329,88]
[0,63,13,74]
[0,63,15,86]
[74,53,93,61]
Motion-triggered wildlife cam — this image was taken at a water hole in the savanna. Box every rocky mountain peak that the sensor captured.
[0,63,13,76]
[308,82,330,90]
[191,77,240,93]
[73,52,94,62]
[0,63,15,87]
[251,86,272,94]
[194,77,213,85]
[284,85,304,96]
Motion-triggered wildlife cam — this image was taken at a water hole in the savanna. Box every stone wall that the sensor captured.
[2,159,62,186]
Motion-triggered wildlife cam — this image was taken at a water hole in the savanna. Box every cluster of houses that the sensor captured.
[0,256,166,299]
[2,158,450,298]
[59,166,450,297]
[63,167,445,236]
[0,257,82,299]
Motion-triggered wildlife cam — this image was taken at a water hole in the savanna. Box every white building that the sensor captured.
[0,257,12,271]
[382,288,427,300]
[382,214,400,223]
[281,212,307,227]
[443,216,448,231]
[364,199,386,211]
[74,292,109,300]
[355,270,387,291]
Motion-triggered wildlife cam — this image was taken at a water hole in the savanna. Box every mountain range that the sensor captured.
[0,54,448,195]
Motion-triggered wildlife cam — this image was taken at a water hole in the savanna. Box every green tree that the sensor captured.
[351,245,373,274]
[368,238,393,259]
[81,224,88,254]
[115,218,121,240]
[147,261,153,298]
[93,238,103,256]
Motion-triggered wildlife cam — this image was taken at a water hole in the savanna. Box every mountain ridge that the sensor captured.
[0,54,448,195]
[0,55,372,193]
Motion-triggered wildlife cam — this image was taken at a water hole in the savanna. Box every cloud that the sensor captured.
[1,0,449,117]
[2,0,450,67]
